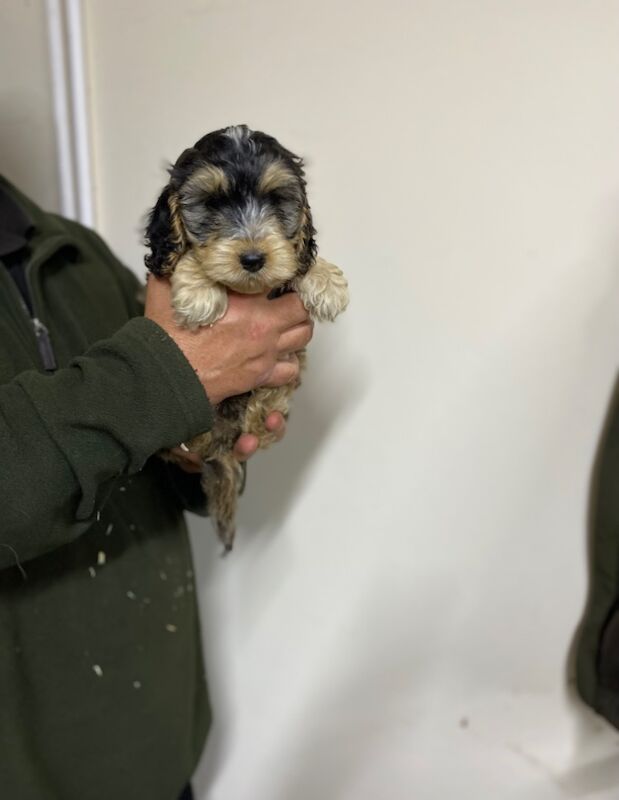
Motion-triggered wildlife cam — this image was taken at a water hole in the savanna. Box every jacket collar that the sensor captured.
[0,175,82,263]
[0,181,36,258]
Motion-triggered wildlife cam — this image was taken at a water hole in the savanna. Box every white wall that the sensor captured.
[0,0,60,212]
[86,1,619,797]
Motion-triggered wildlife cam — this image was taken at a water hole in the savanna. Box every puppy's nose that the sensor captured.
[239,251,266,273]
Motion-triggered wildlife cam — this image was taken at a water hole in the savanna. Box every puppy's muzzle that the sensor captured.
[240,251,266,273]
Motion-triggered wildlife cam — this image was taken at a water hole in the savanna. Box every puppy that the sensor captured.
[144,124,348,550]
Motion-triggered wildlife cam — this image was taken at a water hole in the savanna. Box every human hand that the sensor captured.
[144,275,313,406]
[168,411,287,473]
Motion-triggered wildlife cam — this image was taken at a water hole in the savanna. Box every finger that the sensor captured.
[168,457,203,474]
[171,453,204,474]
[234,434,259,461]
[144,274,172,316]
[265,412,287,441]
[145,274,171,299]
[265,411,285,431]
[184,453,204,469]
[262,356,299,388]
[278,320,314,354]
[178,461,204,474]
[168,446,199,463]
[269,291,310,331]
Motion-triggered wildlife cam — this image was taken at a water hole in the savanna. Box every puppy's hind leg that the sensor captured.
[242,383,298,449]
[200,455,244,553]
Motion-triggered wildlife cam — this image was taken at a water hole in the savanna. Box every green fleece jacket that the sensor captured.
[0,176,216,799]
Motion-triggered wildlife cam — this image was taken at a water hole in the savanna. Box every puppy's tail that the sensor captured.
[200,455,244,553]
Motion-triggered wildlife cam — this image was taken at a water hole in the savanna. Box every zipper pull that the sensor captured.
[32,317,57,371]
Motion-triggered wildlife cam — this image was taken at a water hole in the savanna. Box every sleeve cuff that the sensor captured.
[119,316,215,441]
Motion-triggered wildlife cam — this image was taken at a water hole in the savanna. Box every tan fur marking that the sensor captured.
[293,205,313,266]
[190,231,298,294]
[185,164,229,196]
[160,192,187,273]
[170,252,228,328]
[258,161,298,194]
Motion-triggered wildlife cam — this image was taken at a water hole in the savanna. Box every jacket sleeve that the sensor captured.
[0,316,214,570]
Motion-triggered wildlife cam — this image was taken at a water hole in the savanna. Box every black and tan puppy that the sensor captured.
[144,124,348,550]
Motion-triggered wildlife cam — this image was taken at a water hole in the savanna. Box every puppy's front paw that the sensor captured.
[295,257,349,322]
[171,276,228,330]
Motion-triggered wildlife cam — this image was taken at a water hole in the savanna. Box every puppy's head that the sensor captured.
[144,124,316,292]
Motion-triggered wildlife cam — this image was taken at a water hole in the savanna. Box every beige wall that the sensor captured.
[0,0,59,212]
[31,1,619,797]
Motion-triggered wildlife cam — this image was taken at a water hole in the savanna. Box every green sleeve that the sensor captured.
[0,317,214,570]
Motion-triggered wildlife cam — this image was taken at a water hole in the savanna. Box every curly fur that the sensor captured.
[144,124,349,551]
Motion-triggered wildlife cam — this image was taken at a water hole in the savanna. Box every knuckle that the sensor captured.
[270,366,288,387]
[253,360,268,381]
[286,362,300,383]
[253,357,273,385]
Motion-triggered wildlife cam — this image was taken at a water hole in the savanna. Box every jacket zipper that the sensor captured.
[31,316,57,371]
[6,261,58,372]
[10,288,58,372]
[27,256,57,371]
[1,232,77,372]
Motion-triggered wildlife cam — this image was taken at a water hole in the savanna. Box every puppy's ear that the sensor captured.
[144,186,187,275]
[296,202,317,275]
